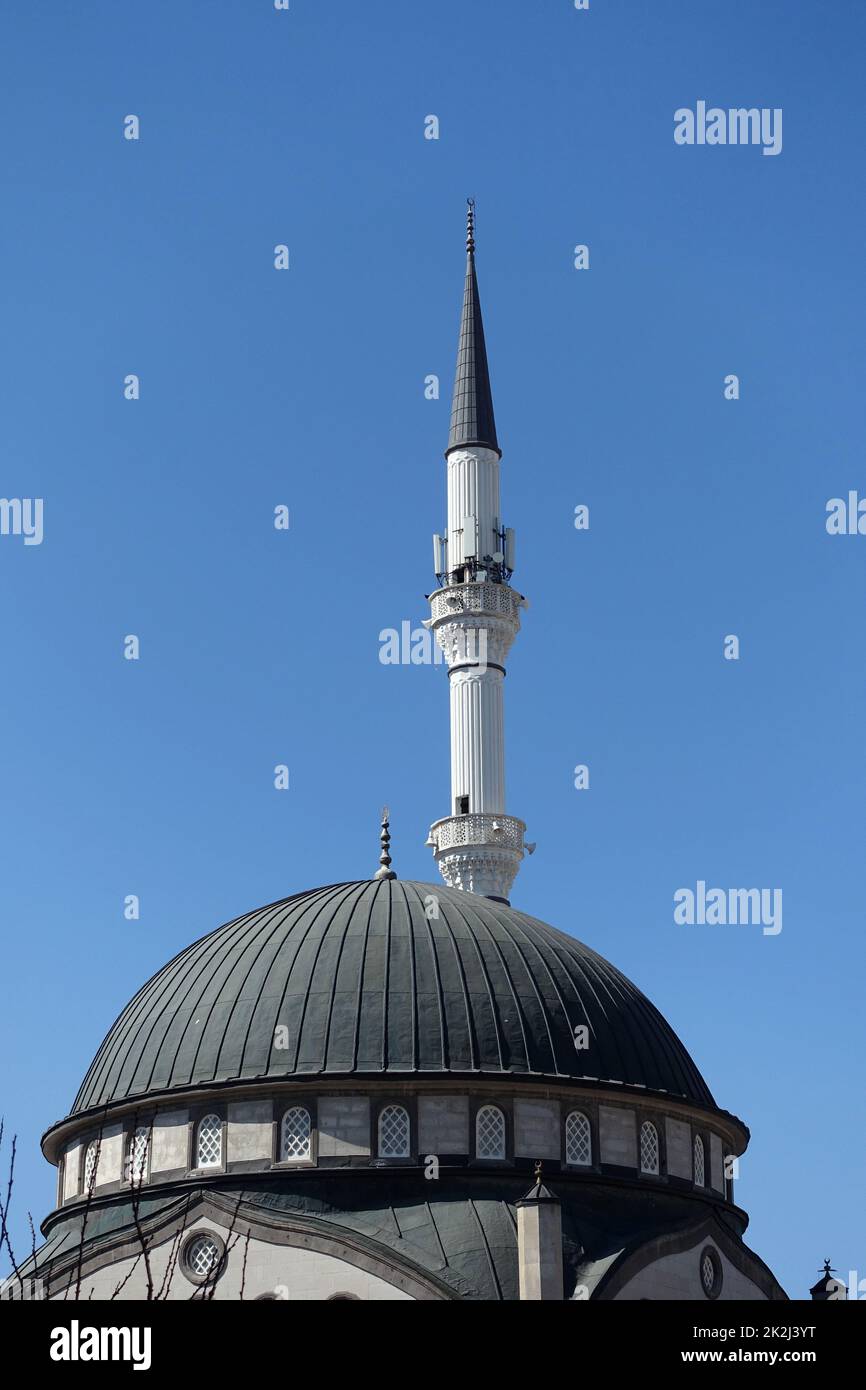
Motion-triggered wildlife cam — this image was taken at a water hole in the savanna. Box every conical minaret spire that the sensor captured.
[426,205,528,903]
[448,201,500,457]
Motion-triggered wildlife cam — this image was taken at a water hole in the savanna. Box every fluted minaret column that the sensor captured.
[426,203,527,903]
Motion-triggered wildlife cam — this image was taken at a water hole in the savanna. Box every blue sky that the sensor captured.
[1,0,863,1297]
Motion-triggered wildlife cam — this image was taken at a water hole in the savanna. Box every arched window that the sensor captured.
[565,1111,592,1167]
[475,1105,506,1160]
[378,1104,410,1158]
[693,1134,705,1187]
[280,1106,312,1162]
[125,1125,150,1184]
[82,1139,99,1193]
[639,1121,659,1175]
[196,1114,222,1169]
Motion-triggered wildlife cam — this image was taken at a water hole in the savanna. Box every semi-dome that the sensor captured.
[72,879,715,1115]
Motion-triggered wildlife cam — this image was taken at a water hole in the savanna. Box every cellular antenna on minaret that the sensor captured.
[426,204,528,903]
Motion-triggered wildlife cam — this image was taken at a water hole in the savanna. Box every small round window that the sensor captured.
[182,1231,225,1286]
[699,1245,722,1299]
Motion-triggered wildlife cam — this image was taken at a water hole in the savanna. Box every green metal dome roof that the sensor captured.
[71,880,715,1115]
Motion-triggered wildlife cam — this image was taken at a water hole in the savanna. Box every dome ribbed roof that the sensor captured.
[71,881,714,1115]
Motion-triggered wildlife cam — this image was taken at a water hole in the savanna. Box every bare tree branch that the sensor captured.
[126,1116,154,1300]
[156,1195,192,1302]
[110,1250,143,1301]
[239,1228,251,1302]
[0,1129,26,1297]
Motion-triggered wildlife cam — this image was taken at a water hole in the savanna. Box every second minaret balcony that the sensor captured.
[427,580,524,672]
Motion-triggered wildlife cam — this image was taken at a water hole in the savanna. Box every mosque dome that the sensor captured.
[71,879,715,1117]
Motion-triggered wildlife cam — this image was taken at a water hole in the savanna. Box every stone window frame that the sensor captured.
[80,1133,101,1196]
[705,1131,726,1196]
[559,1099,599,1173]
[693,1131,706,1188]
[699,1243,723,1299]
[636,1113,665,1180]
[273,1099,318,1169]
[563,1108,594,1169]
[372,1097,417,1167]
[470,1099,511,1166]
[121,1113,155,1189]
[180,1228,227,1289]
[187,1106,227,1176]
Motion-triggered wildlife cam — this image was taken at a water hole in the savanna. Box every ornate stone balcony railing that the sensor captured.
[428,812,526,853]
[429,582,522,627]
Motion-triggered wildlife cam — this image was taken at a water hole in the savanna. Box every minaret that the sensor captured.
[426,202,528,903]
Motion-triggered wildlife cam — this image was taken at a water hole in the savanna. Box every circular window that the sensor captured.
[699,1245,722,1299]
[182,1232,225,1286]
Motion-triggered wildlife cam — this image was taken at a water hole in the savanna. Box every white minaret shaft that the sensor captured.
[427,204,527,903]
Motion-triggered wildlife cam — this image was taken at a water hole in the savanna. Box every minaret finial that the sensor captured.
[466,198,476,256]
[374,805,396,880]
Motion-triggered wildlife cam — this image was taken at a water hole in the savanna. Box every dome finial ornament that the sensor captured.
[466,197,476,256]
[374,805,397,880]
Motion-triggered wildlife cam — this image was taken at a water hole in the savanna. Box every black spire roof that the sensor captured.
[447,201,500,457]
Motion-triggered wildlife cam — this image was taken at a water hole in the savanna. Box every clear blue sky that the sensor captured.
[1,0,863,1298]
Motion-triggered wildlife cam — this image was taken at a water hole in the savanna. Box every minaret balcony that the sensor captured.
[428,812,526,854]
[429,581,523,628]
[429,582,523,670]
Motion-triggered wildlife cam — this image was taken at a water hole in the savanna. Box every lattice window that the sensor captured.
[700,1245,722,1295]
[693,1134,705,1187]
[378,1105,410,1159]
[280,1107,312,1162]
[565,1111,592,1167]
[701,1251,716,1295]
[82,1140,98,1193]
[640,1121,659,1175]
[197,1114,222,1168]
[186,1234,221,1278]
[475,1105,506,1160]
[125,1125,150,1183]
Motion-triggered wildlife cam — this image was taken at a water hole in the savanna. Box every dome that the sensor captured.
[71,879,715,1115]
